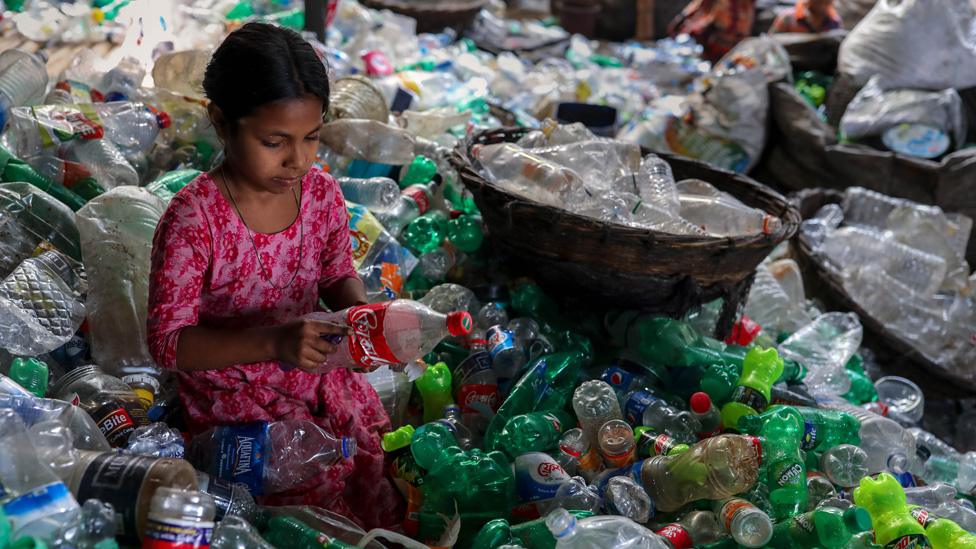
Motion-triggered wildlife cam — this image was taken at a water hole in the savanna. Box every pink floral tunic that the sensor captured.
[147,168,402,529]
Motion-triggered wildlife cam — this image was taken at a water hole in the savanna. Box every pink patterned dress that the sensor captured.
[147,168,403,529]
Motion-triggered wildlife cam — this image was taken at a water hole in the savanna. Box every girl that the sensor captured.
[147,22,402,529]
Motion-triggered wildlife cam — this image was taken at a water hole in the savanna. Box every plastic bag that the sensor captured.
[347,202,418,302]
[838,0,976,90]
[840,77,966,146]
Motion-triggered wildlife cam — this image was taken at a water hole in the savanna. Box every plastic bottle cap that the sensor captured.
[690,392,712,414]
[446,311,474,337]
[845,506,872,533]
[340,437,357,459]
[745,435,763,465]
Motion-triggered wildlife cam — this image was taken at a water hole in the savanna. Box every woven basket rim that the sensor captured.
[360,0,489,13]
[451,126,800,250]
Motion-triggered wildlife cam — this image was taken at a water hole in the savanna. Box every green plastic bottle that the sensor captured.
[769,506,873,549]
[382,425,423,537]
[8,357,48,398]
[415,362,454,423]
[146,169,200,202]
[843,354,878,404]
[720,347,784,430]
[400,156,438,188]
[742,406,807,521]
[634,426,689,458]
[701,363,739,404]
[509,281,560,323]
[925,516,976,549]
[447,214,483,253]
[854,472,933,548]
[0,144,88,210]
[402,211,449,255]
[494,409,575,458]
[0,507,9,548]
[510,511,594,549]
[471,518,523,549]
[262,516,356,549]
[794,406,861,451]
[484,350,586,450]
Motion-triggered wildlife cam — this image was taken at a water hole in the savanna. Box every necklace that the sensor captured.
[219,165,304,290]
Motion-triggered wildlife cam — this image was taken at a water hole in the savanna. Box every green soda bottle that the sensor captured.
[484,350,586,450]
[447,214,483,253]
[0,144,88,210]
[416,362,454,423]
[471,518,523,549]
[925,516,976,549]
[843,354,878,404]
[701,363,739,404]
[634,426,689,459]
[794,406,861,451]
[494,409,575,458]
[720,347,783,430]
[769,506,873,549]
[382,425,423,537]
[741,406,807,520]
[509,281,560,323]
[400,156,438,188]
[263,516,356,549]
[146,169,200,202]
[8,357,48,398]
[402,211,449,255]
[854,472,933,548]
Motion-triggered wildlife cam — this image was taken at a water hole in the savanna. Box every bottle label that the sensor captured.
[77,453,156,542]
[346,303,399,370]
[453,351,492,386]
[600,366,636,394]
[213,422,269,496]
[602,447,636,469]
[885,534,933,549]
[201,476,235,520]
[771,460,805,489]
[801,420,818,451]
[514,453,569,503]
[911,507,937,528]
[144,515,214,549]
[486,326,515,360]
[92,402,138,447]
[31,104,105,147]
[402,185,431,215]
[653,434,676,456]
[624,390,657,425]
[793,512,815,533]
[721,499,753,532]
[655,524,693,549]
[730,385,768,412]
[458,383,499,416]
[2,482,76,534]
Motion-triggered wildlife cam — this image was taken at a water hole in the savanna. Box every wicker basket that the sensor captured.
[791,188,976,397]
[451,127,800,336]
[359,0,489,33]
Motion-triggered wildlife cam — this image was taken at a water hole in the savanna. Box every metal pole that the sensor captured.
[305,0,325,41]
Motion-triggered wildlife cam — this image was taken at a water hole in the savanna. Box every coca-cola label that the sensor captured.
[213,422,269,495]
[458,383,499,415]
[514,453,569,503]
[655,524,693,549]
[144,515,214,549]
[624,390,658,425]
[346,304,399,370]
[402,185,431,215]
[885,534,933,549]
[486,326,515,360]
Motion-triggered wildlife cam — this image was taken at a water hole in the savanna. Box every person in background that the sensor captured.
[669,0,756,62]
[771,0,843,33]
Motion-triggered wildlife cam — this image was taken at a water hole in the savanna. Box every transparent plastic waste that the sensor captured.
[27,419,78,479]
[363,366,412,428]
[418,283,481,315]
[211,515,275,549]
[875,376,925,424]
[745,263,815,336]
[320,119,417,165]
[828,402,919,476]
[0,49,48,130]
[125,422,185,459]
[604,476,652,523]
[546,508,670,548]
[0,182,81,277]
[778,312,862,395]
[338,176,401,212]
[676,179,782,237]
[0,391,110,451]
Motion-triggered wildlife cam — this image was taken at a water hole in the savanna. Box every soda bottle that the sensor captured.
[720,347,783,430]
[808,474,839,510]
[262,516,356,549]
[854,472,933,548]
[471,518,521,549]
[0,145,90,210]
[476,303,508,330]
[142,487,215,549]
[0,49,48,131]
[547,476,602,515]
[829,402,920,475]
[634,427,689,459]
[401,210,449,254]
[622,388,698,444]
[599,419,637,468]
[778,312,862,395]
[320,119,417,165]
[604,475,652,523]
[689,392,722,439]
[381,426,423,537]
[714,497,773,548]
[740,406,807,520]
[188,420,356,495]
[924,516,976,549]
[558,428,605,481]
[374,179,439,236]
[769,506,873,549]
[211,515,274,549]
[513,452,571,521]
[821,444,871,488]
[573,380,623,444]
[297,300,473,374]
[437,404,474,450]
[484,350,586,450]
[655,509,726,548]
[545,508,670,548]
[700,363,739,404]
[416,362,454,423]
[399,155,438,187]
[452,351,499,437]
[7,357,48,398]
[911,428,964,485]
[487,324,528,382]
[337,176,400,212]
[639,434,763,512]
[495,409,575,458]
[448,213,484,253]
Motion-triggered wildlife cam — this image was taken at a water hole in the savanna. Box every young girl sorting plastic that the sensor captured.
[147,23,402,528]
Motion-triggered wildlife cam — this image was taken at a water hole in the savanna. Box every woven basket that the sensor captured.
[451,127,800,336]
[359,0,489,33]
[791,188,976,397]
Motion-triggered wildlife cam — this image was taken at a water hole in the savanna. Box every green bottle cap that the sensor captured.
[400,156,438,188]
[9,358,48,398]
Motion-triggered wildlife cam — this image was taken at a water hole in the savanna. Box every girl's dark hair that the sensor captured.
[203,22,329,124]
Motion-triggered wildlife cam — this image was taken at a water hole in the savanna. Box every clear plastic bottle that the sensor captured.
[821,444,871,488]
[745,264,814,337]
[69,137,140,189]
[599,419,637,468]
[545,508,671,548]
[676,179,782,237]
[714,497,774,548]
[320,119,416,165]
[477,302,509,330]
[829,403,920,476]
[0,49,48,130]
[910,428,962,485]
[189,420,356,496]
[487,324,527,381]
[143,487,215,549]
[374,182,437,236]
[295,300,472,374]
[338,176,400,212]
[689,392,722,439]
[417,283,480,315]
[573,380,624,445]
[472,142,583,200]
[622,389,699,444]
[545,476,602,514]
[636,154,679,215]
[195,472,260,524]
[50,365,151,448]
[211,515,275,549]
[605,475,653,523]
[438,404,474,450]
[0,409,81,543]
[655,510,724,548]
[558,428,605,481]
[778,312,862,395]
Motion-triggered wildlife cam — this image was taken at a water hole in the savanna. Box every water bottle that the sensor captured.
[338,176,400,212]
[545,476,601,514]
[714,498,774,548]
[821,444,871,488]
[829,402,920,476]
[0,49,48,130]
[604,475,653,523]
[911,428,963,485]
[778,313,862,396]
[472,142,583,200]
[573,380,623,445]
[622,388,698,444]
[636,154,679,214]
[320,119,416,165]
[188,420,357,495]
[143,487,215,549]
[545,508,670,548]
[211,515,274,549]
[196,472,260,525]
[125,422,185,458]
[676,178,783,237]
[487,324,527,381]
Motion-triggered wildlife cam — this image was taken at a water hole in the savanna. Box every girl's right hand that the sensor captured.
[272,319,352,372]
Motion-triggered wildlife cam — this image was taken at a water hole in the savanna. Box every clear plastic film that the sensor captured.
[840,77,966,146]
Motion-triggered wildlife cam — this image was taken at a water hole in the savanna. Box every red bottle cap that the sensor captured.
[446,311,473,337]
[655,524,693,549]
[362,50,393,76]
[724,315,761,346]
[689,392,712,414]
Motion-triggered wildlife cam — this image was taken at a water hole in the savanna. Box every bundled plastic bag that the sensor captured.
[838,0,976,90]
[840,77,967,147]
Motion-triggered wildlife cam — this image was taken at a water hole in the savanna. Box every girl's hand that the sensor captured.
[272,319,352,371]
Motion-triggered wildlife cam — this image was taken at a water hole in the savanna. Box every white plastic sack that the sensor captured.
[840,77,967,145]
[838,0,976,90]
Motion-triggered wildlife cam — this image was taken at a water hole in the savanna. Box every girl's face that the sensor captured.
[215,93,323,194]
